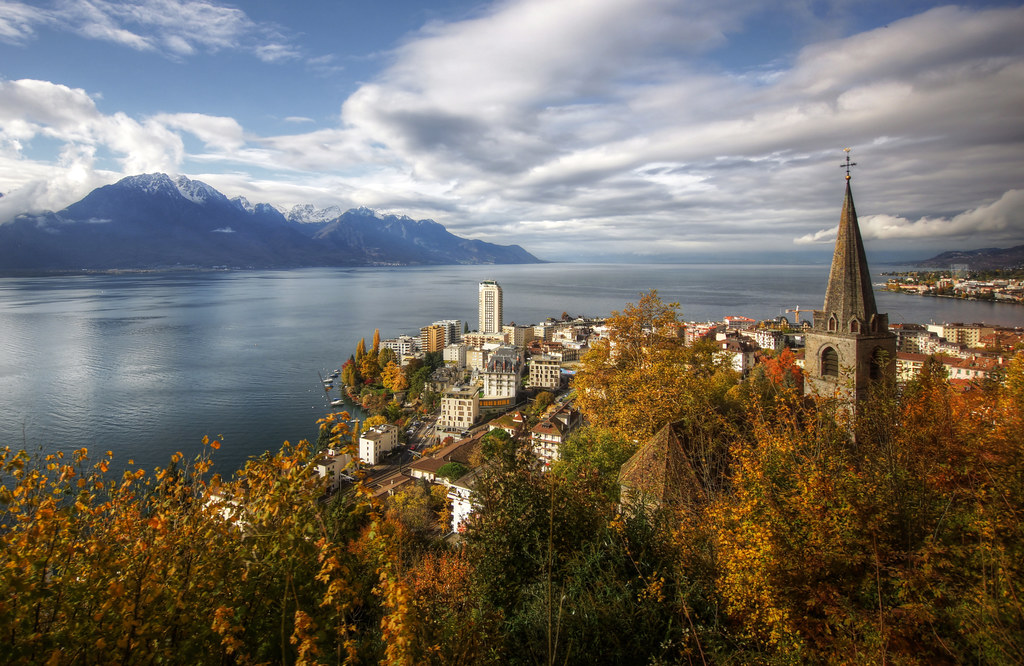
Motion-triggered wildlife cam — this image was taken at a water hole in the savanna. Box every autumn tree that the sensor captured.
[382,360,409,394]
[573,290,738,441]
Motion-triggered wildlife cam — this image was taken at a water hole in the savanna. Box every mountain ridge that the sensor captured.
[0,174,543,272]
[914,244,1024,270]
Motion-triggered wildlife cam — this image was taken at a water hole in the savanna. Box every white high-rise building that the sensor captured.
[478,280,503,335]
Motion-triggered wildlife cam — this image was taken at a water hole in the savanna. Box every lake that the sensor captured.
[2,263,1022,474]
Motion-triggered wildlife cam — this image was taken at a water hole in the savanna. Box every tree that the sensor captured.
[551,426,637,502]
[378,346,397,369]
[437,462,469,484]
[361,414,388,432]
[530,391,555,418]
[572,290,738,440]
[356,337,366,361]
[382,361,409,394]
[359,352,381,384]
[372,328,381,357]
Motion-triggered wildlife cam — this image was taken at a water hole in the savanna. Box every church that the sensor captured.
[803,156,897,404]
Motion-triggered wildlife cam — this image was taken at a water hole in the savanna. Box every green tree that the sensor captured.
[437,462,469,484]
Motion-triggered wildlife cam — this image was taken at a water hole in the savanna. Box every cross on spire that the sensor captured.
[840,148,857,180]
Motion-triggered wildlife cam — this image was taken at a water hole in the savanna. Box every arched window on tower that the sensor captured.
[821,347,839,377]
[870,347,887,381]
[828,316,838,332]
[850,319,861,333]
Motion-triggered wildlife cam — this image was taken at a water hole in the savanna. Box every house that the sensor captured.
[531,404,582,465]
[315,446,354,492]
[448,467,485,533]
[359,424,399,466]
[488,410,527,438]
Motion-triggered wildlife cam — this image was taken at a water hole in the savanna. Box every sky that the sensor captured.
[0,0,1022,263]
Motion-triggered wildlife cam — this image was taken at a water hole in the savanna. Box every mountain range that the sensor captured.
[914,245,1024,270]
[0,174,542,272]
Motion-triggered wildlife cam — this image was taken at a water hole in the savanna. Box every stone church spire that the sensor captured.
[804,151,897,404]
[819,179,878,327]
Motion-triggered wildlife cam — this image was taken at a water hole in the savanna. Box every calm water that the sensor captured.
[2,264,1022,473]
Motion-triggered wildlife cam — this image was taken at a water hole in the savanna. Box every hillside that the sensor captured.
[0,174,542,272]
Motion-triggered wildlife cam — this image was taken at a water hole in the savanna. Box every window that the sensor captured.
[870,347,887,381]
[828,316,838,332]
[821,347,839,377]
[850,320,860,333]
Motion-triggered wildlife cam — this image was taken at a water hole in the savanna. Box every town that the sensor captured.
[885,269,1024,302]
[313,274,1024,535]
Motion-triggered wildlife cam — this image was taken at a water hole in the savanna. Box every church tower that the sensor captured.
[804,152,897,404]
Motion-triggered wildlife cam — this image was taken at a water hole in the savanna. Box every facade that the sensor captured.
[503,324,535,349]
[481,345,522,399]
[478,280,503,334]
[529,355,562,390]
[359,424,399,466]
[804,170,897,404]
[420,324,446,354]
[432,319,463,346]
[532,404,582,465]
[381,335,419,358]
[438,385,480,432]
[315,447,354,492]
[443,343,467,367]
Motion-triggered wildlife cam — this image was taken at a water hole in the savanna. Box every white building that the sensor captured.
[481,346,521,399]
[443,343,467,368]
[529,355,561,390]
[448,467,484,533]
[478,280,503,335]
[315,447,354,492]
[359,424,399,466]
[381,335,419,358]
[439,385,479,432]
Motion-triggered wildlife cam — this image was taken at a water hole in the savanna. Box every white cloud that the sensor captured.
[0,2,48,44]
[152,112,245,152]
[0,0,297,60]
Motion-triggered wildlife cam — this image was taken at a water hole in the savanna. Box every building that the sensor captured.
[432,319,463,346]
[420,324,446,353]
[478,280,503,334]
[532,404,582,465]
[359,424,399,466]
[715,333,758,376]
[381,335,419,358]
[926,323,995,349]
[502,324,535,349]
[443,343,467,368]
[315,447,354,492]
[804,163,897,405]
[438,385,480,432]
[529,355,562,390]
[481,346,522,400]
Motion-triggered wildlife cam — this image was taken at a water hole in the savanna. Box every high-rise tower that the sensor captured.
[804,153,897,404]
[478,280,503,334]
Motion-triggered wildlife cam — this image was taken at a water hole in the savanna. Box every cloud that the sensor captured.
[152,112,245,152]
[0,2,49,44]
[0,0,298,60]
[2,1,1024,260]
[795,190,1024,245]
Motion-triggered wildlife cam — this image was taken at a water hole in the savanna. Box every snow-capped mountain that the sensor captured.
[286,203,347,225]
[0,174,542,271]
